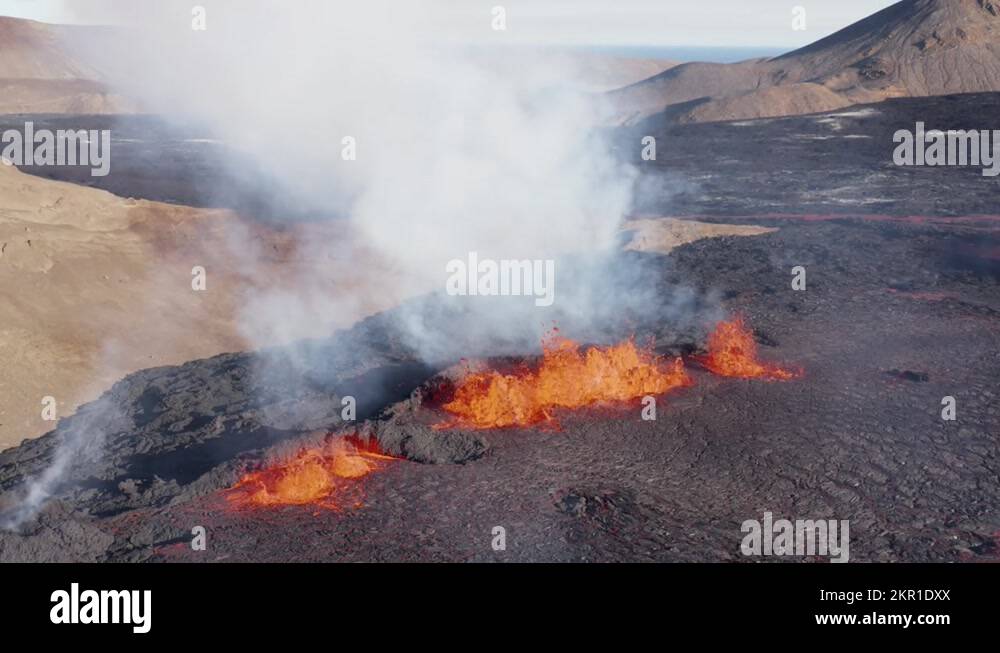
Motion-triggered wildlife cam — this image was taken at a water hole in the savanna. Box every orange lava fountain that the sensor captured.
[226,436,395,509]
[440,331,691,429]
[698,317,798,380]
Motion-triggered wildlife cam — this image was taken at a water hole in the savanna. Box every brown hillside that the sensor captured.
[613,0,1000,124]
[0,17,134,114]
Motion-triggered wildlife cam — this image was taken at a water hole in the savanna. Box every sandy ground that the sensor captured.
[0,162,237,449]
[623,217,775,253]
[0,163,409,451]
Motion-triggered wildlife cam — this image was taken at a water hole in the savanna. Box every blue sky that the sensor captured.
[0,0,900,48]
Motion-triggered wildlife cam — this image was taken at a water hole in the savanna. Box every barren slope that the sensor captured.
[566,54,679,92]
[0,17,100,80]
[0,163,406,451]
[613,0,1000,124]
[0,17,134,114]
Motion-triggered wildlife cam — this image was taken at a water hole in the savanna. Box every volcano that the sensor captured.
[1,2,999,566]
[612,0,1000,124]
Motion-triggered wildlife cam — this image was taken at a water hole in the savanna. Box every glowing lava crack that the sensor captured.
[226,436,396,510]
[698,317,799,380]
[440,332,692,429]
[225,320,798,509]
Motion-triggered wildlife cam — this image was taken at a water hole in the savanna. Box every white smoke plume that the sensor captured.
[59,0,643,356]
[1,342,128,530]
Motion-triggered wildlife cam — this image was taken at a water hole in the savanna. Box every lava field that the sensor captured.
[14,92,1000,221]
[625,91,1000,218]
[1,208,998,562]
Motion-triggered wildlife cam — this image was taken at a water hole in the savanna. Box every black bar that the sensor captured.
[5,563,994,643]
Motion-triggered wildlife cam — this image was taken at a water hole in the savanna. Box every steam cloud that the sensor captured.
[62,0,646,350]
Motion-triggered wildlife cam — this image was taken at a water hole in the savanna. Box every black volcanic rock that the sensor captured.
[624,92,1000,218]
[0,319,432,525]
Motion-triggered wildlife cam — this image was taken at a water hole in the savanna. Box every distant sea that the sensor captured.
[576,45,788,63]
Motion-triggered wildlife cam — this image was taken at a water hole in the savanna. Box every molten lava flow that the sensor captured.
[699,317,798,380]
[226,436,395,509]
[441,332,691,429]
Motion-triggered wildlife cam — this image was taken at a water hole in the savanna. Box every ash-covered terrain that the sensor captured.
[10,92,1000,220]
[0,114,313,222]
[626,91,1000,217]
[1,209,997,562]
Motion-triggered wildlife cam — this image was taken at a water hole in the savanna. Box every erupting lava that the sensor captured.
[440,331,691,429]
[698,317,798,380]
[226,436,395,509]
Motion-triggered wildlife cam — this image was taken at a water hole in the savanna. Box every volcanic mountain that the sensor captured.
[0,17,135,114]
[611,0,1000,124]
